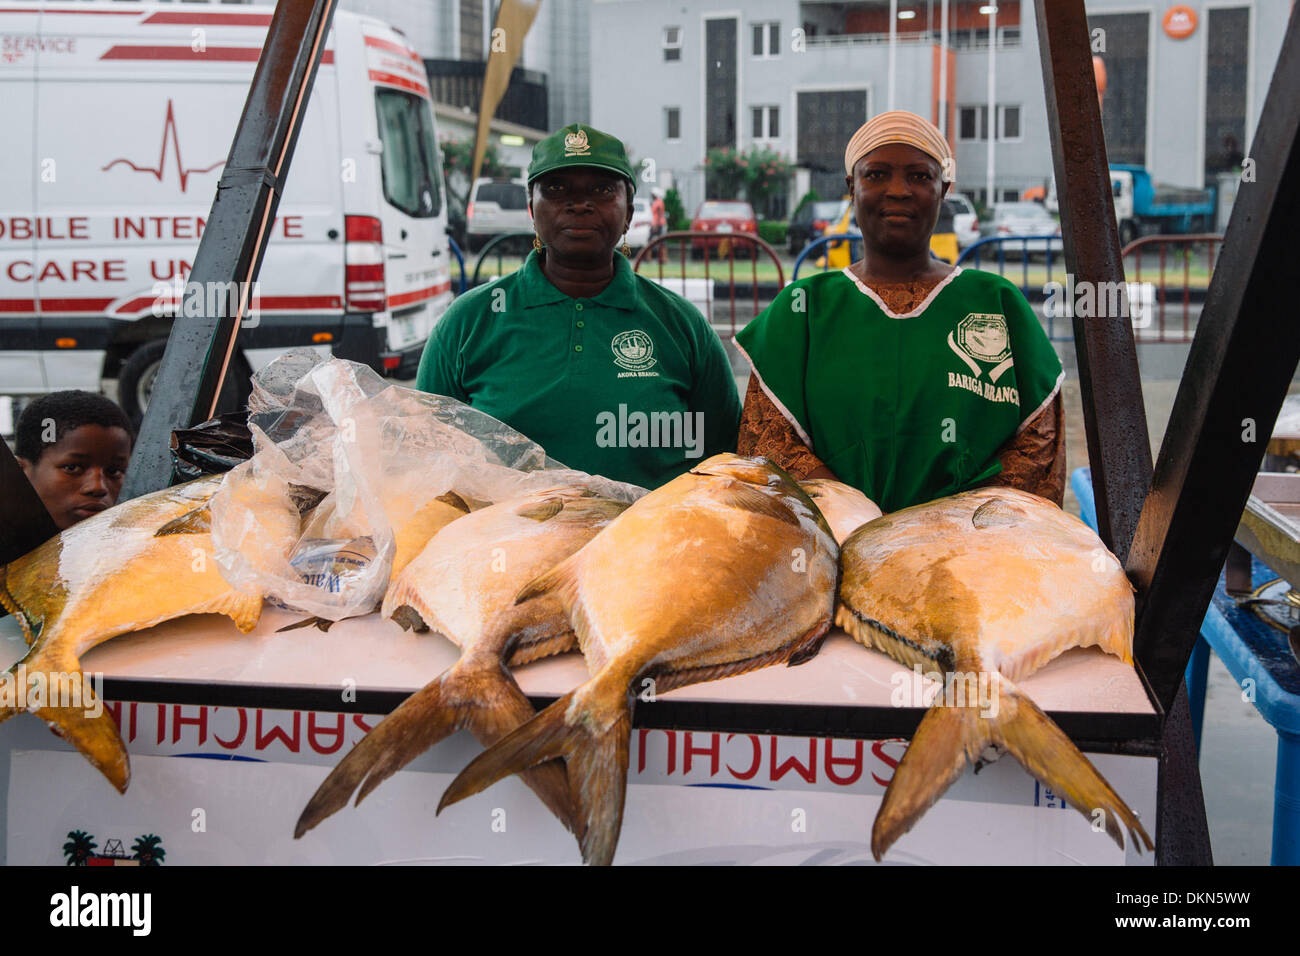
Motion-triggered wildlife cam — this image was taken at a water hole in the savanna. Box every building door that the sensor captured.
[705,18,737,150]
[797,89,867,201]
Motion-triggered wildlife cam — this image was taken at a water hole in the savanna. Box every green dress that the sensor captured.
[734,266,1063,513]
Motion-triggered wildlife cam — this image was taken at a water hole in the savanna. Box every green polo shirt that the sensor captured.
[415,250,741,489]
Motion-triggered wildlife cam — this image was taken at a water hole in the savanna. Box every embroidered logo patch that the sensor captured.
[611,329,657,372]
[564,129,591,156]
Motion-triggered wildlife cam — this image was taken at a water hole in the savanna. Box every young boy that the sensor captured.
[14,391,134,530]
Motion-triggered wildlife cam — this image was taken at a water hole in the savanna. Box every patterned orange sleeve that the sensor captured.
[979,393,1066,506]
[737,377,828,479]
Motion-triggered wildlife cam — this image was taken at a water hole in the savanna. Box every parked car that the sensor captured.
[466,178,531,252]
[981,203,1064,258]
[947,193,980,249]
[690,200,758,258]
[816,201,958,268]
[626,197,653,251]
[0,2,454,424]
[787,199,848,254]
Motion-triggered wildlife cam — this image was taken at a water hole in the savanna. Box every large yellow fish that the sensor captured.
[438,455,839,865]
[0,473,309,792]
[295,487,627,838]
[798,478,883,544]
[834,487,1153,859]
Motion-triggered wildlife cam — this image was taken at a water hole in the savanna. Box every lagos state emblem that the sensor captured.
[564,129,591,156]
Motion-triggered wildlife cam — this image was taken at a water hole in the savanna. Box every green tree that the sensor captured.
[664,188,688,231]
[742,147,795,219]
[131,833,165,866]
[63,830,97,866]
[439,136,510,210]
[703,148,746,200]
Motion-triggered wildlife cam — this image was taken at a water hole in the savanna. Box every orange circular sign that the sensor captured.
[1163,5,1198,39]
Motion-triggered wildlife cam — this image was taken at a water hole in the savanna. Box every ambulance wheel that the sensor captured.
[118,339,252,427]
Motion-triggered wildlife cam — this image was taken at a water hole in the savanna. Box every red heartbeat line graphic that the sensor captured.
[101,99,225,193]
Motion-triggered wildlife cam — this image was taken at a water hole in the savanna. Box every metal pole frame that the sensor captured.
[1035,0,1213,866]
[1128,7,1300,712]
[120,0,339,501]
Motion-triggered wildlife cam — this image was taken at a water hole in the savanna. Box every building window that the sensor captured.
[751,105,779,140]
[958,105,1021,141]
[958,106,987,141]
[752,21,780,57]
[664,25,682,61]
[665,107,681,142]
[999,105,1021,141]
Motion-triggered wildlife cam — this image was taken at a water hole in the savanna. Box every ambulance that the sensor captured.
[0,3,453,422]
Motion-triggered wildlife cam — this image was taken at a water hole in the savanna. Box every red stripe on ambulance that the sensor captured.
[366,70,429,97]
[101,45,335,64]
[387,280,451,309]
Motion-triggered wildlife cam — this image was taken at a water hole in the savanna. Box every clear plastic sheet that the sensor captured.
[211,350,645,619]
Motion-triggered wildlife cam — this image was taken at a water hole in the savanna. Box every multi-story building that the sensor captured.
[591,0,1287,218]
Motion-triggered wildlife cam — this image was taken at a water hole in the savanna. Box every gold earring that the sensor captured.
[621,238,632,257]
[533,235,544,252]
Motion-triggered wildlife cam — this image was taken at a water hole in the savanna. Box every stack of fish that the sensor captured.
[0,447,1153,864]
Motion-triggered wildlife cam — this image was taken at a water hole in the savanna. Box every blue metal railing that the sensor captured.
[446,235,467,295]
[791,233,862,280]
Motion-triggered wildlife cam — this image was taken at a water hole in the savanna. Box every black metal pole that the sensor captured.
[1034,0,1153,564]
[120,0,339,501]
[1128,6,1300,713]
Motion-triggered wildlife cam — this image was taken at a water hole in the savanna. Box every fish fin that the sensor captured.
[515,497,565,522]
[380,576,434,631]
[715,481,800,527]
[0,566,36,645]
[275,616,334,633]
[288,483,330,515]
[786,619,832,666]
[438,673,630,865]
[971,497,1023,529]
[514,554,580,607]
[435,490,472,513]
[153,505,211,536]
[192,591,263,633]
[295,657,575,838]
[2,643,128,793]
[871,671,1153,860]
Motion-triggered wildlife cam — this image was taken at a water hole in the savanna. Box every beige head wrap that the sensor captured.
[844,111,954,182]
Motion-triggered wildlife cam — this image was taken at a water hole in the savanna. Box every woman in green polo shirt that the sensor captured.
[417,124,740,489]
[735,111,1066,513]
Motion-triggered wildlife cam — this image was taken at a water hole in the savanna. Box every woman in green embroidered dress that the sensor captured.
[735,111,1065,513]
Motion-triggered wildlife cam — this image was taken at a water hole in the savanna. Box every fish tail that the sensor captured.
[295,656,574,838]
[0,565,34,645]
[439,671,631,865]
[872,671,1152,860]
[1,640,128,793]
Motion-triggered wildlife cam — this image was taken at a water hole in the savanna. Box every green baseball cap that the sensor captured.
[527,123,636,187]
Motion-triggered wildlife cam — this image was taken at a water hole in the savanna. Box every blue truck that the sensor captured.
[1046,164,1217,246]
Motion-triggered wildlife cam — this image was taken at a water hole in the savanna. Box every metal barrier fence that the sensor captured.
[470,231,535,286]
[791,233,862,280]
[1120,234,1222,343]
[631,231,784,338]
